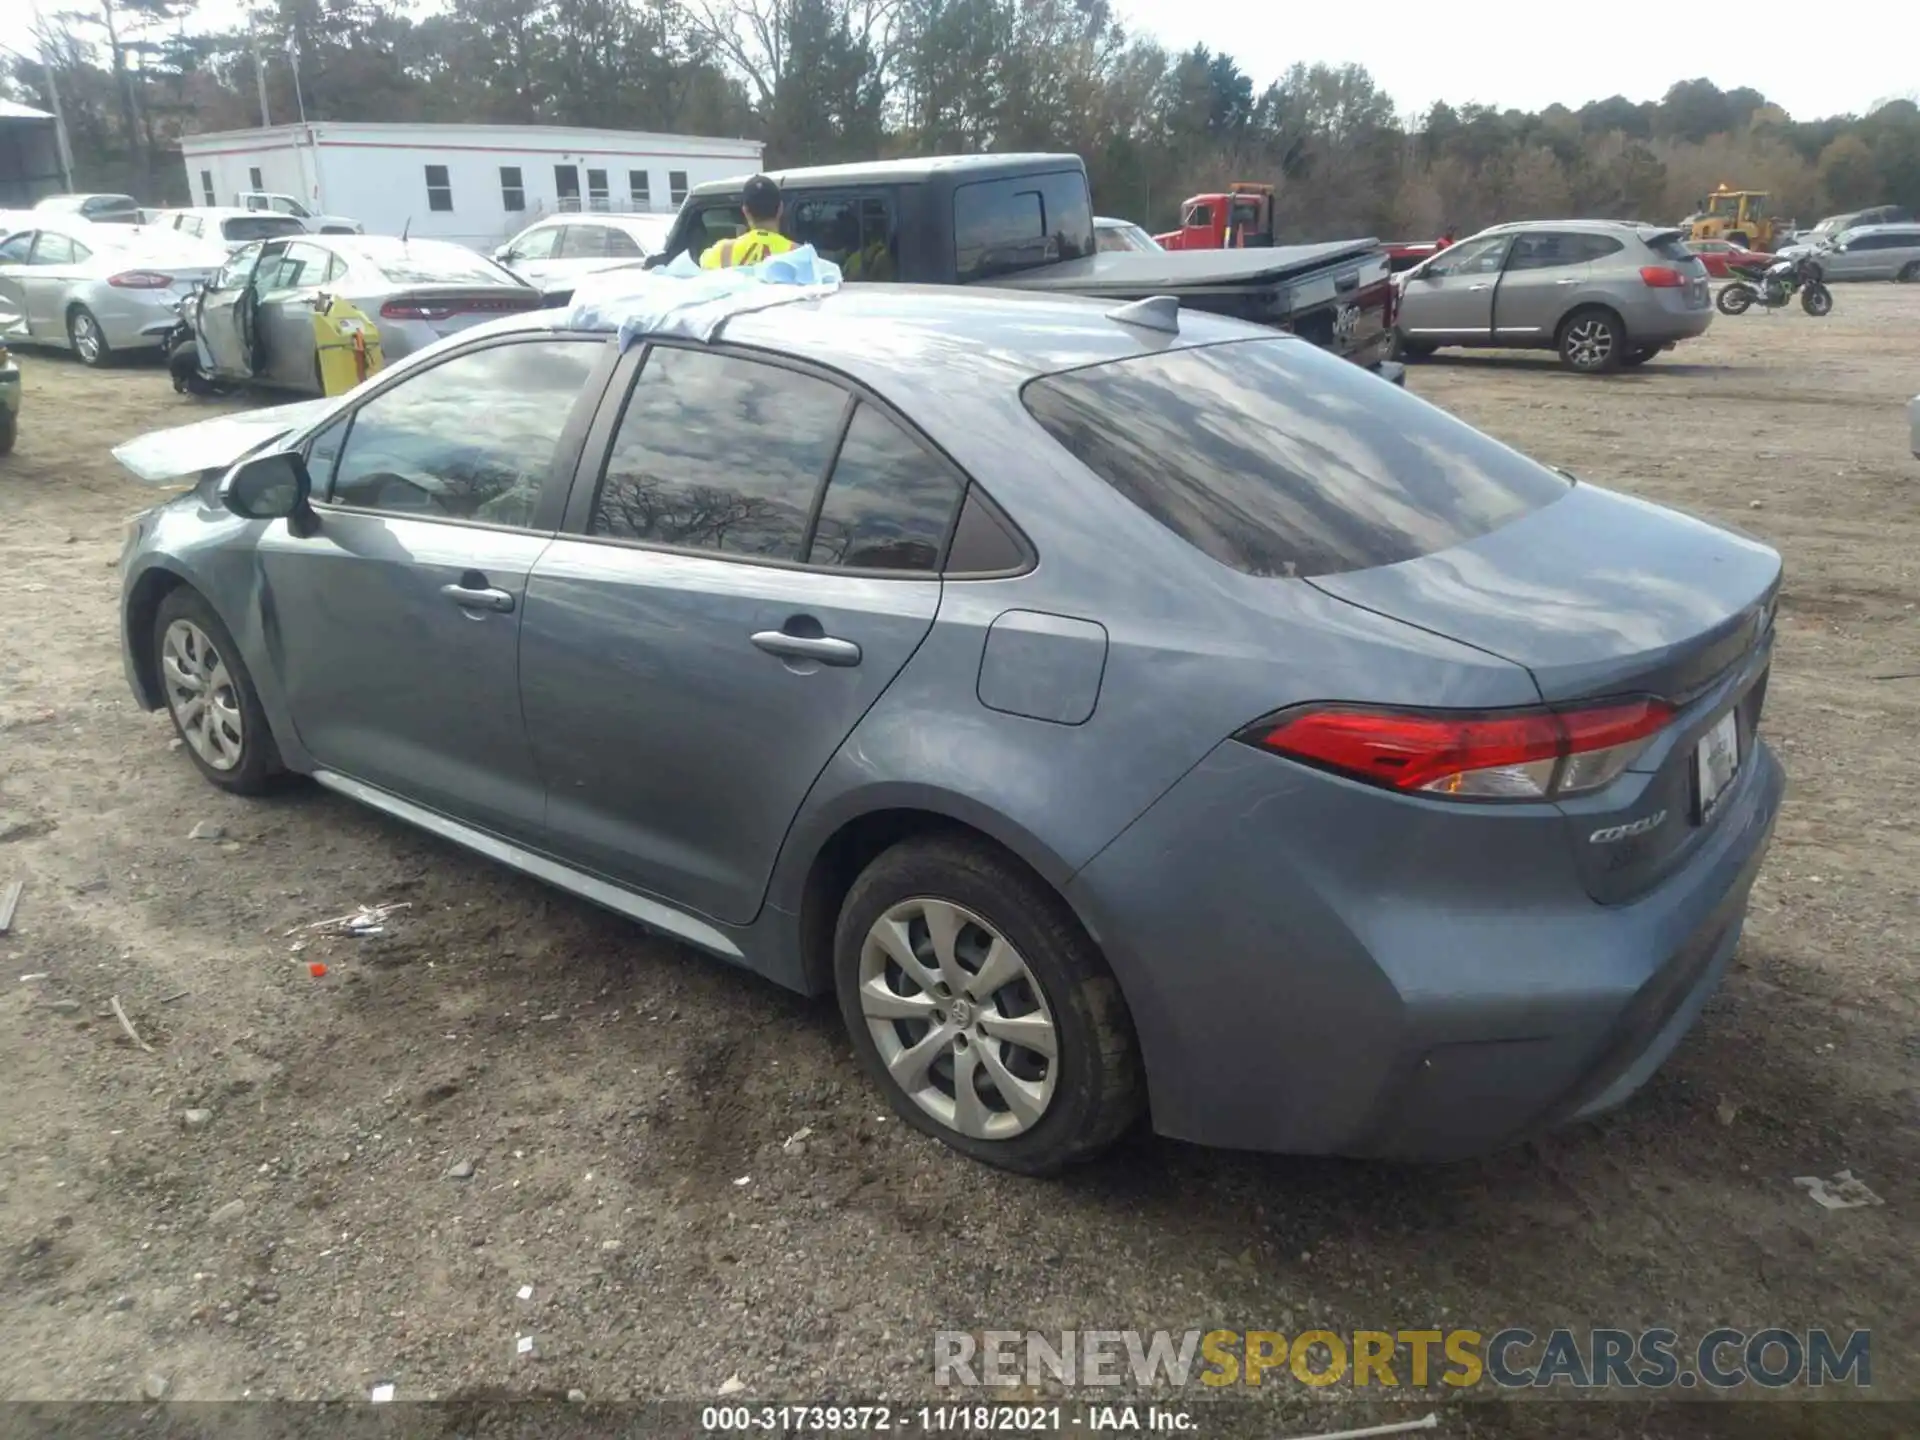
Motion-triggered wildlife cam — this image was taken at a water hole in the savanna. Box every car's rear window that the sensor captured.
[367,249,519,286]
[1021,339,1571,579]
[1642,233,1699,264]
[222,215,306,242]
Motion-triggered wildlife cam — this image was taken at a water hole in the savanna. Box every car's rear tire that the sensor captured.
[67,306,111,367]
[1557,307,1623,373]
[0,409,15,456]
[1897,261,1920,283]
[152,588,286,795]
[1390,330,1436,361]
[833,835,1143,1174]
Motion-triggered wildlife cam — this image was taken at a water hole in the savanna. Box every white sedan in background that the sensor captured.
[0,217,227,365]
[492,213,677,303]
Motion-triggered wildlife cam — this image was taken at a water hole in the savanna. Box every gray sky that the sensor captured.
[1133,0,1918,120]
[114,0,1920,123]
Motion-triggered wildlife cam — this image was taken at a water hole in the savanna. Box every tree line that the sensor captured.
[7,0,1919,241]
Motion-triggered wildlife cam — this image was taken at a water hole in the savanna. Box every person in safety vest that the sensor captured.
[700,174,794,269]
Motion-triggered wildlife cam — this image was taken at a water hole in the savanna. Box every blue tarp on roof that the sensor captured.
[564,245,842,350]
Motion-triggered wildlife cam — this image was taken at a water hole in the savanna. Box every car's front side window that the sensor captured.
[510,226,560,262]
[0,233,32,264]
[589,346,848,559]
[327,339,604,527]
[1424,235,1510,278]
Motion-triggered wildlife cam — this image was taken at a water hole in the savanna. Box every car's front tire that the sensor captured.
[833,835,1143,1174]
[1558,307,1623,373]
[1898,261,1919,284]
[67,306,111,367]
[152,588,285,795]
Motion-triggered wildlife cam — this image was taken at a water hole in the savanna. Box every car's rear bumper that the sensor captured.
[1067,734,1784,1160]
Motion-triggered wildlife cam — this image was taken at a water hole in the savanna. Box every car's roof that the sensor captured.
[472,283,1279,404]
[1480,218,1677,237]
[519,212,675,231]
[322,234,486,256]
[162,206,302,221]
[1839,222,1920,237]
[36,193,136,208]
[687,153,1081,198]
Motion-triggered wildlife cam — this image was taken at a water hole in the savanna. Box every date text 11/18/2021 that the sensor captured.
[701,1405,1197,1432]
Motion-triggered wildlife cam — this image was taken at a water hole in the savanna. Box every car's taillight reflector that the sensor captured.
[1639,265,1687,288]
[108,270,172,289]
[381,300,458,321]
[1240,698,1674,801]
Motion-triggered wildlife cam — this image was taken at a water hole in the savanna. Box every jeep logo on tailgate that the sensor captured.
[1333,304,1359,344]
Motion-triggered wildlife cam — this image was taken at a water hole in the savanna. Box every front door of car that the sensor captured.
[22,230,90,337]
[1398,234,1511,339]
[0,231,33,339]
[502,224,563,293]
[1493,231,1606,338]
[196,240,266,376]
[520,344,965,925]
[261,335,610,843]
[252,240,337,388]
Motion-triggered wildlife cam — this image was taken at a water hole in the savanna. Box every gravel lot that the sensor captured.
[1,289,1916,1434]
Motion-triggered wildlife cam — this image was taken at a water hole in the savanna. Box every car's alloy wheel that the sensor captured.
[1898,262,1919,283]
[68,308,108,366]
[1560,313,1619,372]
[858,897,1059,1140]
[162,618,245,771]
[152,588,285,795]
[834,837,1143,1173]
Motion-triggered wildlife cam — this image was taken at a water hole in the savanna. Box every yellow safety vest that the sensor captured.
[700,228,795,269]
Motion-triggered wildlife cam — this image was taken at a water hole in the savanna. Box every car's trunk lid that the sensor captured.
[1307,483,1779,703]
[1308,482,1781,903]
[379,285,544,337]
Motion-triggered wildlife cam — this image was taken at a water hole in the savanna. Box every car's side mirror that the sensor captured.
[221,450,315,533]
[494,246,513,262]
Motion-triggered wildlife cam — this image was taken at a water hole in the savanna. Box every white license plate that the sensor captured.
[1695,709,1740,818]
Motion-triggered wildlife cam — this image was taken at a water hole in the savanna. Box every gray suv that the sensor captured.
[1393,220,1713,372]
[1816,225,1920,283]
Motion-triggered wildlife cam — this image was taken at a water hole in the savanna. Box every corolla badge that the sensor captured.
[1589,810,1667,844]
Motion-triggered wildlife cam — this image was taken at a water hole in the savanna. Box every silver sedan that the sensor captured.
[187,233,544,394]
[0,218,227,365]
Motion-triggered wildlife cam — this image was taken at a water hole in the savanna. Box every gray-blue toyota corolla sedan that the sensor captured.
[116,284,1784,1174]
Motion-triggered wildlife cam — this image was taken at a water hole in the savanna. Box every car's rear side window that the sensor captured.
[1021,339,1571,579]
[805,403,961,571]
[1643,233,1699,264]
[954,171,1094,283]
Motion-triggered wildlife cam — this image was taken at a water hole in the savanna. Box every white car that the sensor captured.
[235,192,364,236]
[150,207,311,252]
[492,214,677,303]
[1094,216,1163,254]
[0,217,227,365]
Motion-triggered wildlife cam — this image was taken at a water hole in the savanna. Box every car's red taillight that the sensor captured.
[1241,698,1674,801]
[381,300,458,321]
[1639,265,1687,288]
[108,270,172,289]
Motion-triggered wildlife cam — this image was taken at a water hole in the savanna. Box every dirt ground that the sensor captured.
[0,288,1916,1435]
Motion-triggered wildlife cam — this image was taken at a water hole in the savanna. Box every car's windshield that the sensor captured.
[1022,338,1571,579]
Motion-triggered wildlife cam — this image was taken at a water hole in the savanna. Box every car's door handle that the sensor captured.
[1468,282,1491,291]
[441,582,515,613]
[1555,277,1579,285]
[750,631,862,666]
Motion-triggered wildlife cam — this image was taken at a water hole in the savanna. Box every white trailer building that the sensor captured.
[177,121,764,249]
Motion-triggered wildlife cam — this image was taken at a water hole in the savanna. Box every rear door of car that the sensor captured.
[520,342,967,924]
[23,229,88,337]
[0,230,33,340]
[1493,231,1614,338]
[1399,233,1511,339]
[268,333,617,844]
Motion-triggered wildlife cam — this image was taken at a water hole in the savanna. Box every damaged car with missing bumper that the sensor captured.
[112,273,1784,1175]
